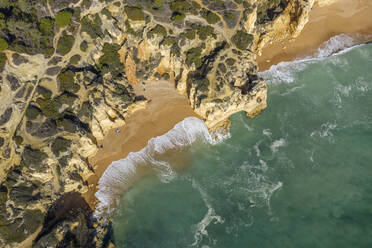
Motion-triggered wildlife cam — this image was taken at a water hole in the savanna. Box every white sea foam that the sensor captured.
[266,182,283,213]
[239,114,254,131]
[253,141,262,157]
[270,138,286,153]
[191,180,224,247]
[310,122,337,143]
[315,34,356,58]
[259,59,309,83]
[263,129,272,137]
[95,117,227,216]
[259,159,268,172]
[259,34,365,84]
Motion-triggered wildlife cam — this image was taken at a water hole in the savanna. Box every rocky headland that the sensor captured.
[0,0,364,247]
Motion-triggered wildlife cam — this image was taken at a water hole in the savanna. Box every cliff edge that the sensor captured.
[0,0,326,246]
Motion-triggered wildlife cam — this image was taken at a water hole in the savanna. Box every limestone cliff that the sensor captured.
[0,0,327,246]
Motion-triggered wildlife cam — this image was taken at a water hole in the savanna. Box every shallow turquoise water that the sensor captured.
[112,44,372,247]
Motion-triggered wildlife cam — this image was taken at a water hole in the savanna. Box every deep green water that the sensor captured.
[111,43,372,247]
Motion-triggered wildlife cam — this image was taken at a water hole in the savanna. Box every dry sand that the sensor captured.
[84,0,372,209]
[83,81,199,207]
[258,0,372,71]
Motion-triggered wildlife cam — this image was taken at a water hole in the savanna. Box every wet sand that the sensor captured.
[258,0,372,71]
[83,81,199,208]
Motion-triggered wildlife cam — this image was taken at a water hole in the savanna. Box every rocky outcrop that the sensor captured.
[0,0,331,246]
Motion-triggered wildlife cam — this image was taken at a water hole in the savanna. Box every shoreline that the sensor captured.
[84,0,372,210]
[258,0,372,71]
[83,81,199,208]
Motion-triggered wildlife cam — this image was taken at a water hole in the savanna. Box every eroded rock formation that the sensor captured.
[0,0,327,246]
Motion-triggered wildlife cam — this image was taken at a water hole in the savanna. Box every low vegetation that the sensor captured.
[57,32,74,55]
[97,42,124,77]
[125,6,145,21]
[56,11,72,28]
[231,30,253,50]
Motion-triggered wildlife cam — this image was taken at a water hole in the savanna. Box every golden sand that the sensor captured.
[258,0,372,71]
[83,81,199,207]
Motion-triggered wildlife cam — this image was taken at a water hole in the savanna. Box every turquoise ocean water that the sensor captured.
[109,42,372,247]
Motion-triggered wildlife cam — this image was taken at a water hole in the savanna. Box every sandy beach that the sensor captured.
[84,0,372,209]
[258,0,372,71]
[83,81,199,207]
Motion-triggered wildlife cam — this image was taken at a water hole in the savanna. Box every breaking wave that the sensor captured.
[259,34,368,83]
[95,117,227,216]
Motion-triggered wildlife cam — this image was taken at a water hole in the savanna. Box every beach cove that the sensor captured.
[2,0,372,246]
[85,0,372,211]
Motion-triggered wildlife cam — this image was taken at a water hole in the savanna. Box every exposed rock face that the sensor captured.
[0,0,327,246]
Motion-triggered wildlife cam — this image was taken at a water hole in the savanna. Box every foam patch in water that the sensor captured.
[270,138,286,153]
[191,180,224,247]
[95,117,227,216]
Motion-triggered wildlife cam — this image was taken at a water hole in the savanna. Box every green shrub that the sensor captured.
[37,98,61,119]
[56,93,77,107]
[37,86,53,99]
[124,6,145,21]
[231,30,253,50]
[80,41,88,52]
[256,0,282,24]
[21,146,47,170]
[97,42,124,77]
[25,105,42,120]
[81,14,103,39]
[147,24,167,38]
[0,38,8,52]
[0,52,6,67]
[201,10,220,24]
[195,77,210,92]
[223,11,236,22]
[161,36,176,47]
[56,11,72,28]
[69,54,81,65]
[57,70,80,93]
[170,43,180,56]
[171,12,185,21]
[182,29,196,40]
[218,63,226,73]
[57,118,77,133]
[197,25,215,40]
[14,136,23,145]
[186,46,203,68]
[51,137,71,156]
[170,0,192,13]
[39,17,54,35]
[225,58,236,66]
[57,33,74,55]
